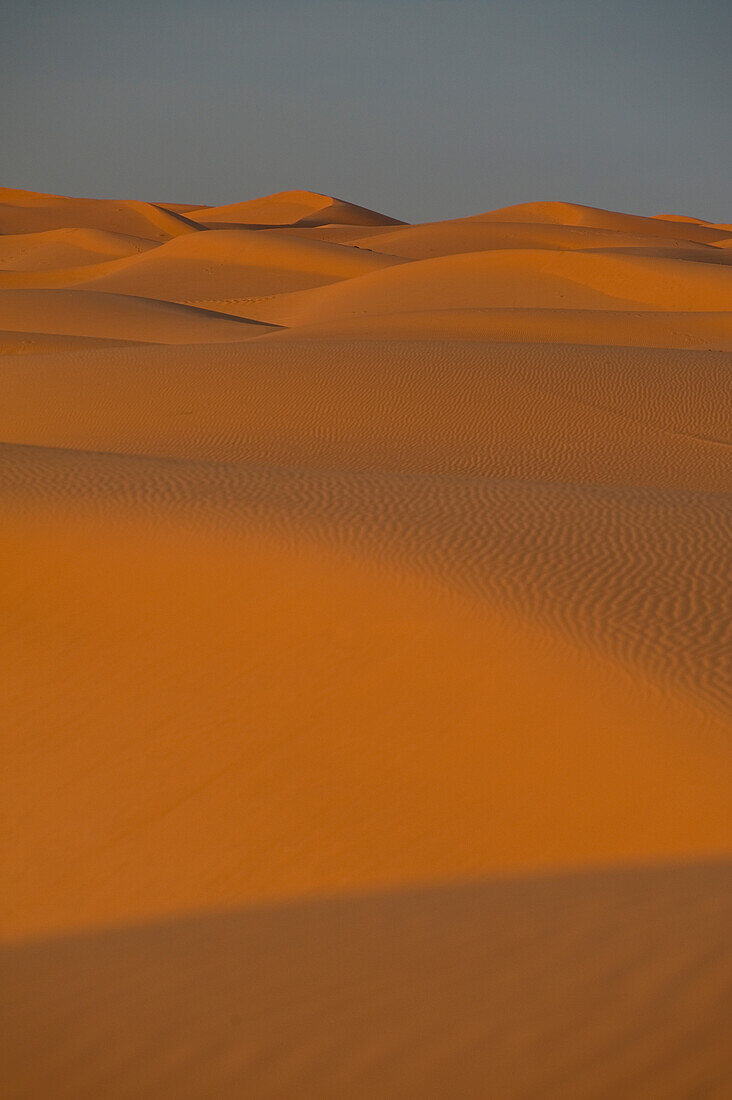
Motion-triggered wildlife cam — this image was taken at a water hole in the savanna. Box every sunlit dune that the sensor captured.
[0,187,201,240]
[190,188,405,229]
[0,227,155,271]
[77,228,403,301]
[349,216,732,260]
[213,247,732,328]
[0,230,403,297]
[473,199,732,244]
[2,441,729,943]
[2,186,730,1098]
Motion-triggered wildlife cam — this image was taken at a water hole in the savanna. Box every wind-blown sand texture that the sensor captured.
[2,188,731,1098]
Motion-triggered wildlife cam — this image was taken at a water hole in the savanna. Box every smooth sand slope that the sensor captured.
[0,288,276,344]
[211,247,732,328]
[0,230,403,296]
[77,228,403,301]
[2,187,731,1098]
[0,227,155,270]
[0,187,201,240]
[348,216,732,261]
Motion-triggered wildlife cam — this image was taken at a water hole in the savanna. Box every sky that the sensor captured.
[2,0,731,224]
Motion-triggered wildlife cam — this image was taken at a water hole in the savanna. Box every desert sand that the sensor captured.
[1,188,731,1098]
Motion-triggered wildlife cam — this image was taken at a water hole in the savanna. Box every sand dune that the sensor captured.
[2,188,731,1097]
[215,248,732,328]
[473,200,732,244]
[0,230,403,295]
[0,188,201,240]
[0,288,275,343]
[76,228,402,301]
[349,216,732,261]
[0,255,148,290]
[190,188,404,229]
[0,227,155,270]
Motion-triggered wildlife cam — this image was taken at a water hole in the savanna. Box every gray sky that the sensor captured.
[2,0,730,223]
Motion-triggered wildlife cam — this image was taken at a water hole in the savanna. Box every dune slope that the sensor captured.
[2,441,730,941]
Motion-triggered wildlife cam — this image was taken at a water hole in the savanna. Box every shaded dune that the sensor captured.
[3,863,730,1099]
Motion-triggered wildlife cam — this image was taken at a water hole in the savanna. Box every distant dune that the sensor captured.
[189,188,406,229]
[2,187,731,1098]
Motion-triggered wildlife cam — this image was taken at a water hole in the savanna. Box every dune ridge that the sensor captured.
[2,186,731,1098]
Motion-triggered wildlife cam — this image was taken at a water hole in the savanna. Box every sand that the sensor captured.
[2,187,731,1098]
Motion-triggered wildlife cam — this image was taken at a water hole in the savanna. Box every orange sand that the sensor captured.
[1,188,731,1097]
